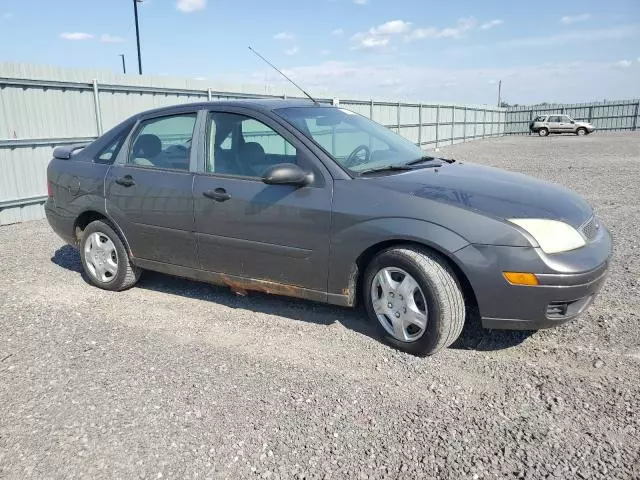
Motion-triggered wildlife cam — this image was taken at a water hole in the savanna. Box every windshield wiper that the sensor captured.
[358,162,442,175]
[406,155,456,165]
[359,164,415,175]
[406,155,437,165]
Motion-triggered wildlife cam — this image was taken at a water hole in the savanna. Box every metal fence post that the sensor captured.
[633,101,639,131]
[370,99,374,120]
[482,109,486,139]
[418,104,423,147]
[91,79,103,136]
[207,88,212,101]
[435,105,440,148]
[450,106,455,145]
[397,101,401,133]
[463,107,467,142]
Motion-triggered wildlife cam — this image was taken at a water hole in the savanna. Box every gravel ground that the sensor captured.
[1,133,639,479]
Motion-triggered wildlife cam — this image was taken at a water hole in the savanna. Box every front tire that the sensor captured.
[79,220,141,291]
[576,127,587,136]
[538,128,549,137]
[363,247,465,356]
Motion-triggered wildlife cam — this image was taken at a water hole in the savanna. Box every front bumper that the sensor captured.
[454,225,612,330]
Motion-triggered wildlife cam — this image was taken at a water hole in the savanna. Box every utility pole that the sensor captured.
[497,80,502,107]
[133,0,143,74]
[119,54,126,74]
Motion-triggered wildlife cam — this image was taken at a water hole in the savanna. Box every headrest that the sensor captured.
[240,142,265,158]
[133,134,162,158]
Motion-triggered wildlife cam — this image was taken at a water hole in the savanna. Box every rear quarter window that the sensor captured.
[93,121,135,164]
[95,134,127,164]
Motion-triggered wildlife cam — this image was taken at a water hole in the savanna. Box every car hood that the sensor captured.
[368,162,593,227]
[575,121,593,127]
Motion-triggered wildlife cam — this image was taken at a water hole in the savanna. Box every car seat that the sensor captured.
[132,134,162,166]
[239,142,266,175]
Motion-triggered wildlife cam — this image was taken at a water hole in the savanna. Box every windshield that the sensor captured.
[274,106,426,173]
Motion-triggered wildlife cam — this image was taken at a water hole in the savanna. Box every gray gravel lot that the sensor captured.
[1,133,639,479]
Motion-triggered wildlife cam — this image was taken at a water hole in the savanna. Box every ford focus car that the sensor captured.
[45,100,612,355]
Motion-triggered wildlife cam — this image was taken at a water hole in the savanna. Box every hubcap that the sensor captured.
[578,129,585,135]
[370,267,428,342]
[84,232,118,283]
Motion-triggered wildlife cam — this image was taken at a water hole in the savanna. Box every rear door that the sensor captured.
[192,107,333,292]
[105,110,200,268]
[547,115,561,133]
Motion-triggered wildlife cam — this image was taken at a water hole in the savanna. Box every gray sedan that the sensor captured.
[45,100,611,355]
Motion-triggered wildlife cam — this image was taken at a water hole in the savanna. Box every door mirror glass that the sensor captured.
[262,163,312,187]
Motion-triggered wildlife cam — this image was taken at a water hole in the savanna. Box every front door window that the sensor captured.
[207,112,297,177]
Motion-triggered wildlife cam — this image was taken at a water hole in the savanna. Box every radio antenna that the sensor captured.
[248,46,319,104]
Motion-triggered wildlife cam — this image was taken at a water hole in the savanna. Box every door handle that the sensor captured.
[115,175,135,187]
[203,188,231,202]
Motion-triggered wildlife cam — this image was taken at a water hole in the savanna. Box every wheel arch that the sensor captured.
[351,239,479,312]
[73,210,134,257]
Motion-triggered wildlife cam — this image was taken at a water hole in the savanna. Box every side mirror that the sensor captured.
[262,163,313,187]
[570,120,575,124]
[53,143,89,160]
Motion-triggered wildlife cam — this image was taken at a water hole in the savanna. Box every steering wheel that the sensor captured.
[344,144,371,168]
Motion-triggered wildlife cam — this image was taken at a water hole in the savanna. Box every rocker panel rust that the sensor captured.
[133,257,335,305]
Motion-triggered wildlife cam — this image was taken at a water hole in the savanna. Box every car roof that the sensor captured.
[138,98,328,118]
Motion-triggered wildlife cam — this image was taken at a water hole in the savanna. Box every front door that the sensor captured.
[105,111,199,268]
[559,115,574,133]
[193,109,332,292]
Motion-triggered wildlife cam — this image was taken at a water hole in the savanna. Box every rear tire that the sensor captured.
[576,127,587,136]
[363,247,465,356]
[79,220,141,291]
[538,128,549,137]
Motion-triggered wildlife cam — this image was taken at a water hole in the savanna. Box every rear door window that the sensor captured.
[128,113,197,170]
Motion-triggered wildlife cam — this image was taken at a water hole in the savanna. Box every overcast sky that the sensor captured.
[0,0,638,105]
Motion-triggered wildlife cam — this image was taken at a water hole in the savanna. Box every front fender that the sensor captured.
[327,217,470,303]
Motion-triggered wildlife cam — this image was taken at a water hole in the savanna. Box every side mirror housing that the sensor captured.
[262,163,313,187]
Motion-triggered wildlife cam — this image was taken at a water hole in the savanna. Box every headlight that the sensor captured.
[508,218,586,254]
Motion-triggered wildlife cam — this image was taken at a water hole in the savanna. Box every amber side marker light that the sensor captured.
[503,272,540,286]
